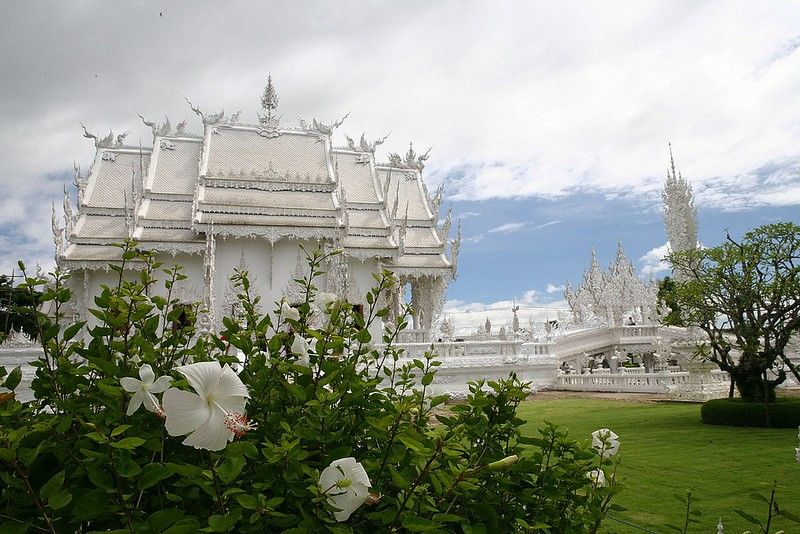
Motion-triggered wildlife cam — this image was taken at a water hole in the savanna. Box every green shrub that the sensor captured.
[701,397,800,428]
[0,242,619,533]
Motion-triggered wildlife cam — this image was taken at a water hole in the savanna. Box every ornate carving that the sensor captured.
[662,144,698,263]
[186,97,225,125]
[438,206,452,243]
[283,247,309,304]
[354,153,370,164]
[450,220,462,279]
[160,140,176,151]
[0,329,41,348]
[73,162,86,207]
[360,132,389,153]
[388,143,431,171]
[175,119,188,136]
[202,227,216,333]
[138,113,172,137]
[205,225,338,242]
[63,184,75,238]
[101,151,117,162]
[81,123,115,148]
[430,183,444,216]
[325,247,348,297]
[299,113,350,136]
[258,75,280,131]
[51,202,63,261]
[566,244,658,328]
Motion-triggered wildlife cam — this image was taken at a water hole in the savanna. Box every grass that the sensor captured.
[517,397,800,533]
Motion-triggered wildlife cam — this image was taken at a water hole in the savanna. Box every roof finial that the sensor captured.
[668,142,677,181]
[260,74,279,125]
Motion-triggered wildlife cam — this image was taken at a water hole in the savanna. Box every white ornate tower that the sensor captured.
[662,145,698,255]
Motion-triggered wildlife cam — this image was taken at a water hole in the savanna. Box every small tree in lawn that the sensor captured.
[664,222,800,403]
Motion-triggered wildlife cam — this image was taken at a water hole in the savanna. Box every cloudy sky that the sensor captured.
[1,1,799,328]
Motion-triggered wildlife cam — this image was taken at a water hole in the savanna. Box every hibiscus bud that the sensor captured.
[485,455,519,471]
[409,407,419,416]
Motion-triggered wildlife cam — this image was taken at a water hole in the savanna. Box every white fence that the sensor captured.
[557,370,729,394]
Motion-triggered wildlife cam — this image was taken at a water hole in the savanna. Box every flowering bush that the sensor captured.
[0,243,616,532]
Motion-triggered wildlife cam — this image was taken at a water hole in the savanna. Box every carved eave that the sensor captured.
[195,223,339,243]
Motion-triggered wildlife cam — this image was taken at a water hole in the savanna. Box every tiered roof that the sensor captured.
[57,78,460,279]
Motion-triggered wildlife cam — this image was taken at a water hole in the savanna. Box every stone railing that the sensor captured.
[556,369,729,394]
[391,339,553,360]
[383,339,558,398]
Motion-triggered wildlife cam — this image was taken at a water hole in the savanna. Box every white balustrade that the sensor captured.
[557,370,731,394]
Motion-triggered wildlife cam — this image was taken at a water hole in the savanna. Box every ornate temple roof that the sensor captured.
[57,77,460,278]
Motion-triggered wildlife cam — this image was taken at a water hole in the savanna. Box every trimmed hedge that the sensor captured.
[701,397,800,428]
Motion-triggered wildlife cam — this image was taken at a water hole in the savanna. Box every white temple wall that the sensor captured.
[153,253,204,304]
[212,237,320,321]
[345,257,380,305]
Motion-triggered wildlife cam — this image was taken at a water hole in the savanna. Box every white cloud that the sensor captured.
[639,243,672,277]
[546,283,565,294]
[532,220,560,231]
[488,222,526,234]
[458,211,482,218]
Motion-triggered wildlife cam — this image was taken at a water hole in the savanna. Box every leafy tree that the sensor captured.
[0,273,40,340]
[664,222,800,403]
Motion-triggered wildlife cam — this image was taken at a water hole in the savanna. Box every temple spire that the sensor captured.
[662,144,698,255]
[260,74,279,125]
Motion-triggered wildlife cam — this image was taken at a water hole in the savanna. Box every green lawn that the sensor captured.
[518,397,800,533]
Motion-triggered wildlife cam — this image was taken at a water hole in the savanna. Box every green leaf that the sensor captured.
[110,424,132,437]
[780,509,800,522]
[398,435,425,452]
[218,456,245,484]
[208,508,242,532]
[421,372,434,386]
[356,329,372,343]
[116,454,141,477]
[235,494,259,510]
[85,462,114,490]
[110,437,146,449]
[48,488,72,510]
[138,463,174,490]
[41,324,59,343]
[3,367,22,390]
[63,321,86,342]
[733,509,762,526]
[147,509,186,531]
[39,469,65,499]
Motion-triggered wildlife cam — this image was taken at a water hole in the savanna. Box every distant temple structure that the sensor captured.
[662,145,699,256]
[563,146,697,329]
[564,244,660,328]
[54,77,460,334]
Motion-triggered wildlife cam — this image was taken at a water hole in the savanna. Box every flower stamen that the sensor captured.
[224,412,257,437]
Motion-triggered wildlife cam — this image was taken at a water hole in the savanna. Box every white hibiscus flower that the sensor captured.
[162,361,254,451]
[319,457,372,521]
[586,468,606,487]
[281,301,300,322]
[591,428,620,458]
[120,364,172,416]
[291,335,311,367]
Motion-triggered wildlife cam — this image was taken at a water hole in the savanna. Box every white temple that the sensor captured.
[53,77,461,335]
[564,244,660,328]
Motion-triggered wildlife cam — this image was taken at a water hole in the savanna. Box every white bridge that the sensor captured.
[392,324,733,399]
